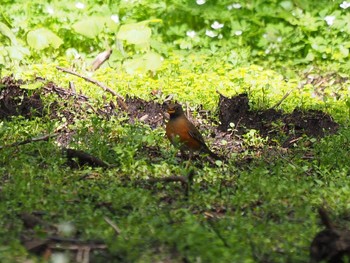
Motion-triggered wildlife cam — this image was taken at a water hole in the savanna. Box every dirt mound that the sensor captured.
[0,77,164,127]
[125,96,164,128]
[0,76,91,121]
[0,76,340,151]
[218,93,339,142]
[0,76,44,119]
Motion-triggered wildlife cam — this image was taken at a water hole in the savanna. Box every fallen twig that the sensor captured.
[147,175,188,184]
[20,212,55,230]
[48,236,105,245]
[20,212,107,263]
[272,89,293,109]
[146,170,195,197]
[23,236,107,263]
[90,49,112,71]
[0,133,59,150]
[104,216,121,236]
[310,207,350,263]
[65,148,109,168]
[69,81,76,94]
[56,66,128,110]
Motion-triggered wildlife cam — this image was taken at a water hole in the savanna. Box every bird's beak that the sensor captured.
[167,108,175,114]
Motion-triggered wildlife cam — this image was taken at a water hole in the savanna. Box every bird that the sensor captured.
[165,103,221,160]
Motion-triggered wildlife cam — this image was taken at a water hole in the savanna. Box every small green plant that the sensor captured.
[227,122,237,135]
[346,98,350,120]
[242,129,268,148]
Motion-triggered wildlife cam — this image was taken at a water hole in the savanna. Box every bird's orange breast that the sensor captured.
[166,117,202,151]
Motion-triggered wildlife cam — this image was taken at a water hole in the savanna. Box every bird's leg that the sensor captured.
[184,151,193,170]
[180,149,186,158]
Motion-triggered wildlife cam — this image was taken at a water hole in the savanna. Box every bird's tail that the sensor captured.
[204,147,222,161]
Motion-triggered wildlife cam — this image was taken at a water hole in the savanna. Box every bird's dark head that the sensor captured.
[166,103,184,118]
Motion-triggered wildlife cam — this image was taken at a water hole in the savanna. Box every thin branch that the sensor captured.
[90,49,112,71]
[56,66,128,110]
[56,66,119,97]
[69,81,76,94]
[48,236,105,245]
[147,175,188,184]
[207,219,230,248]
[0,133,59,150]
[104,216,121,236]
[272,89,293,109]
[65,148,109,168]
[48,242,106,250]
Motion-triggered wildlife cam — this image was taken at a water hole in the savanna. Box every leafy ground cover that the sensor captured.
[2,0,350,263]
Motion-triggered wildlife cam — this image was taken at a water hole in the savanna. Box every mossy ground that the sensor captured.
[1,61,350,262]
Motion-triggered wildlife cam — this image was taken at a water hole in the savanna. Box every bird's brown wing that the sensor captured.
[189,126,221,160]
[188,128,207,148]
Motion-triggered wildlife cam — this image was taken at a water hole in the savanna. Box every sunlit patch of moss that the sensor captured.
[4,54,350,123]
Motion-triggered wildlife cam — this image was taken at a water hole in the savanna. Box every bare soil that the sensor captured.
[0,76,339,151]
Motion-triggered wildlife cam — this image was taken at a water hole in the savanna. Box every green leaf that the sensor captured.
[20,82,42,90]
[0,47,6,64]
[143,52,163,72]
[280,1,293,11]
[72,17,107,38]
[304,51,315,61]
[27,28,63,50]
[123,57,145,74]
[0,22,18,45]
[117,22,152,45]
[6,46,30,60]
[314,179,324,186]
[345,98,350,108]
[339,45,349,57]
[123,52,163,74]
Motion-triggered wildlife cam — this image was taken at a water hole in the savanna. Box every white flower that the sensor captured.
[340,1,350,9]
[324,15,335,26]
[111,14,120,23]
[218,34,223,39]
[75,2,85,9]
[211,21,224,30]
[205,29,217,38]
[277,37,282,42]
[227,3,242,10]
[196,0,206,5]
[46,6,54,14]
[233,3,242,8]
[234,30,243,36]
[186,30,196,38]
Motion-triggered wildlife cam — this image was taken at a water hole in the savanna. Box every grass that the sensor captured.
[1,63,350,262]
[2,12,350,263]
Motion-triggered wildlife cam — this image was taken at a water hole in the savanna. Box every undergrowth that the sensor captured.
[1,0,350,262]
